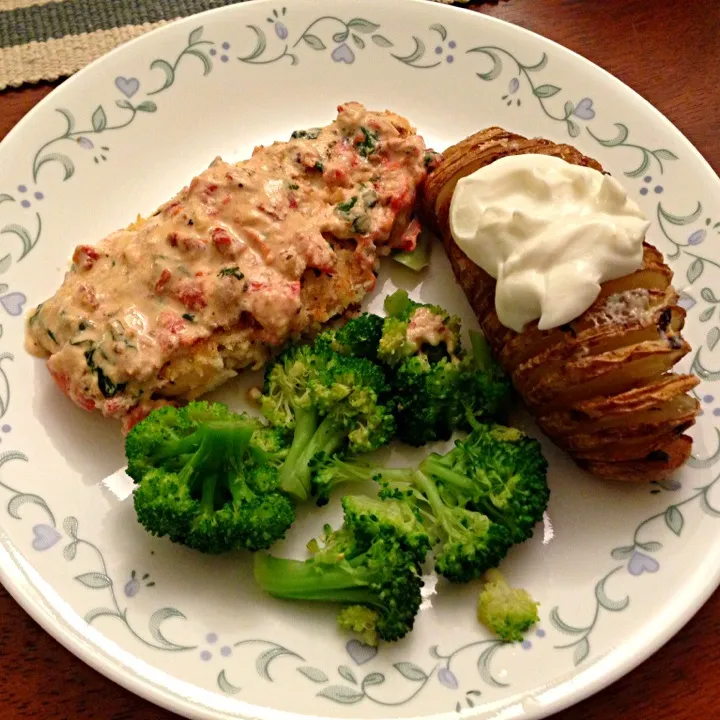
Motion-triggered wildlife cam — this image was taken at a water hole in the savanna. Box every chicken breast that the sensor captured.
[26,102,430,430]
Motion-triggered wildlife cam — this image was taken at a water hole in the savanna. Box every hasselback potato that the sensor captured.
[422,127,699,482]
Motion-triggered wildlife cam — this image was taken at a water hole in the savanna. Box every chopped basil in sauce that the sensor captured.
[218,266,245,280]
[355,127,379,158]
[290,128,321,140]
[352,215,370,234]
[336,196,358,214]
[85,347,126,398]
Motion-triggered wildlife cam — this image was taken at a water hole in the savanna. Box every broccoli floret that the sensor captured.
[341,494,431,565]
[310,454,380,506]
[390,330,512,446]
[408,469,511,583]
[316,313,384,362]
[305,423,549,583]
[125,401,297,553]
[254,508,423,642]
[422,424,549,545]
[378,290,460,368]
[249,425,290,460]
[476,569,540,642]
[337,605,380,647]
[309,464,508,583]
[125,401,234,482]
[372,291,511,446]
[461,331,513,421]
[261,342,395,500]
[392,355,465,446]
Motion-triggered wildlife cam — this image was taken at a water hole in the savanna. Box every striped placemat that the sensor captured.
[0,0,470,91]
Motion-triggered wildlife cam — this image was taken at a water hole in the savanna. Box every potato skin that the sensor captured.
[422,128,699,483]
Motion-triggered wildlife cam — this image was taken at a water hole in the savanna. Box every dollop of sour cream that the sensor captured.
[449,153,650,333]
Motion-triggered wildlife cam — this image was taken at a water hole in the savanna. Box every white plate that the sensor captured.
[1,1,719,718]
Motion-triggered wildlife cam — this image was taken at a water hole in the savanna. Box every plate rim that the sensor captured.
[0,1,718,719]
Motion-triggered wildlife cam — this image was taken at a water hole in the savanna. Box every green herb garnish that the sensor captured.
[291,128,321,140]
[182,313,196,322]
[85,347,126,398]
[219,266,245,280]
[96,367,126,398]
[28,303,44,326]
[355,127,379,158]
[336,196,358,214]
[362,189,378,208]
[352,215,371,234]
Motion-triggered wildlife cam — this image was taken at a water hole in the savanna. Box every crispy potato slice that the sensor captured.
[499,286,682,371]
[520,339,691,411]
[570,432,689,463]
[542,394,699,455]
[510,297,685,391]
[423,127,699,482]
[579,435,694,482]
[540,375,699,429]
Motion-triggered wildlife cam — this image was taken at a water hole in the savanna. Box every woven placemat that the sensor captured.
[0,0,471,91]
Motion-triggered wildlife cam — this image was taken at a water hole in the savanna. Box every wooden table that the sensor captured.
[1,0,718,718]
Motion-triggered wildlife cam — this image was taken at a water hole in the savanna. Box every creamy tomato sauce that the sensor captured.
[406,307,457,354]
[26,103,430,423]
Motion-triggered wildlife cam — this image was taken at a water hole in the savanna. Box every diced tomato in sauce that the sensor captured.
[175,280,207,310]
[398,218,422,252]
[76,394,96,412]
[48,367,71,394]
[212,227,234,252]
[158,311,185,334]
[72,245,100,271]
[154,268,173,293]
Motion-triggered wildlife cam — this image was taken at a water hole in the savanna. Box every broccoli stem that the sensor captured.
[330,463,412,495]
[419,456,478,495]
[200,474,219,513]
[294,415,348,478]
[469,330,493,371]
[410,470,454,534]
[176,422,255,503]
[155,420,255,463]
[420,456,520,534]
[254,553,380,606]
[278,406,318,501]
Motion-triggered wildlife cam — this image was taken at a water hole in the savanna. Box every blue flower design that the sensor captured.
[267,8,289,40]
[209,42,230,63]
[434,38,456,64]
[331,43,355,64]
[123,569,155,597]
[437,667,458,689]
[688,229,706,246]
[200,632,233,661]
[627,551,659,576]
[572,97,595,120]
